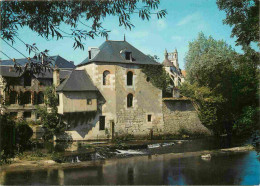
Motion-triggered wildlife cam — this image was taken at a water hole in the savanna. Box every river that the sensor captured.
[1,150,259,185]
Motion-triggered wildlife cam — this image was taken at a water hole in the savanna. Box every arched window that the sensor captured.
[9,91,17,104]
[127,71,133,86]
[37,92,44,104]
[127,93,133,108]
[103,70,110,85]
[23,91,31,104]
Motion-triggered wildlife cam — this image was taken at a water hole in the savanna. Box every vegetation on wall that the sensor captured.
[141,64,173,97]
[36,86,66,141]
[180,32,259,137]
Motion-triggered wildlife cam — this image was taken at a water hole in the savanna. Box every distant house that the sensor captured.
[162,49,185,97]
[0,55,75,120]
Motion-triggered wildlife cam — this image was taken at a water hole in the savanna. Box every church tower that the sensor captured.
[172,48,179,69]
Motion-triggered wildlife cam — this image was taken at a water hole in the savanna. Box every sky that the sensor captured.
[0,0,253,69]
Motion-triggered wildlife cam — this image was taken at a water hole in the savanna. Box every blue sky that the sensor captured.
[0,0,253,69]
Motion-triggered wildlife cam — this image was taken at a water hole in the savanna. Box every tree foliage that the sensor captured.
[1,0,166,75]
[217,0,259,49]
[181,32,259,136]
[36,86,66,141]
[0,114,33,163]
[1,0,166,50]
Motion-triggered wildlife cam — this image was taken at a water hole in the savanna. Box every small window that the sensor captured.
[147,114,152,122]
[103,70,110,85]
[87,99,92,105]
[127,71,133,86]
[88,51,91,59]
[125,52,132,60]
[36,113,40,119]
[99,116,105,130]
[57,94,60,106]
[23,112,31,118]
[146,77,150,82]
[23,91,31,104]
[127,93,133,108]
[9,91,17,104]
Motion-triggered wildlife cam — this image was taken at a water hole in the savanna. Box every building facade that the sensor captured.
[58,40,164,140]
[1,41,210,141]
[0,55,75,120]
[162,49,185,97]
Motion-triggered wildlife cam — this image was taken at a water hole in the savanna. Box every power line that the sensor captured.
[0,37,28,58]
[0,50,13,60]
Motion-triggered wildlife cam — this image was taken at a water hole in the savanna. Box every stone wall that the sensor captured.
[75,63,164,139]
[163,99,211,136]
[115,64,164,138]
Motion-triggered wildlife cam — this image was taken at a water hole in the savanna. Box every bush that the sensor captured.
[0,114,33,164]
[51,152,66,163]
[16,120,33,150]
[233,106,259,137]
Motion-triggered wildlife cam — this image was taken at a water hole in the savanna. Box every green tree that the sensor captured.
[181,32,258,136]
[1,1,166,48]
[36,86,66,141]
[1,1,167,75]
[217,0,259,49]
[0,114,33,163]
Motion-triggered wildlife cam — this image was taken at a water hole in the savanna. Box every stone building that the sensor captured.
[0,41,211,141]
[162,49,185,97]
[0,55,75,120]
[56,40,164,140]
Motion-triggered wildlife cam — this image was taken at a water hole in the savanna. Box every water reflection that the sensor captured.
[1,151,259,185]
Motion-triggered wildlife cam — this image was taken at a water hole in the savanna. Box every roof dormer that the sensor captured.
[125,51,132,61]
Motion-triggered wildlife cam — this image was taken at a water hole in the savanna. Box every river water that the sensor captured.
[1,151,259,185]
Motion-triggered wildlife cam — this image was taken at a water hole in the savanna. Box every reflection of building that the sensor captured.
[162,49,185,97]
[0,55,75,120]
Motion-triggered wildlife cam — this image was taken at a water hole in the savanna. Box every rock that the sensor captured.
[43,160,56,164]
[177,141,182,144]
[201,154,211,160]
[148,144,161,148]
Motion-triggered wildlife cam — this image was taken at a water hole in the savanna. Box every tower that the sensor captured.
[164,49,168,59]
[172,48,179,69]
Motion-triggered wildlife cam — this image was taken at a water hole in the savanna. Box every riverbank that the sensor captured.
[0,143,255,172]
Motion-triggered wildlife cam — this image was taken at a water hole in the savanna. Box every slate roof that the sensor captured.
[0,55,75,78]
[78,40,160,66]
[0,55,75,69]
[0,66,72,79]
[56,70,98,92]
[163,58,173,67]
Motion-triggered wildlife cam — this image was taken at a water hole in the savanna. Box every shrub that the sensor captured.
[15,120,33,150]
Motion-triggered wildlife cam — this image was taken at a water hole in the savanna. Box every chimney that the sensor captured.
[88,47,99,60]
[53,66,60,87]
